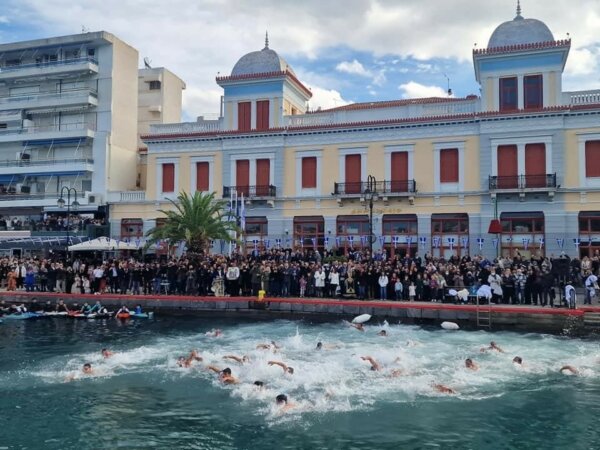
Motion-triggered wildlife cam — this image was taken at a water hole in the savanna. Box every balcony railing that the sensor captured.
[223,185,277,198]
[0,122,96,136]
[489,174,557,190]
[0,57,98,73]
[0,89,97,106]
[333,180,416,196]
[0,157,93,168]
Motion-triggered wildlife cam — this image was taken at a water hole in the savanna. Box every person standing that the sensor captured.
[378,271,389,300]
[226,262,240,296]
[584,271,598,305]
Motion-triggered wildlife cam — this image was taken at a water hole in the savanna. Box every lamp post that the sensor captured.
[57,186,80,253]
[487,195,502,259]
[365,175,378,260]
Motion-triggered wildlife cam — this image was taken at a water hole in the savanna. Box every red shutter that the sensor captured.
[345,154,361,194]
[256,159,270,196]
[525,143,546,187]
[440,148,459,183]
[301,156,317,189]
[162,163,174,192]
[238,102,251,131]
[497,145,518,188]
[391,152,408,192]
[196,161,209,192]
[585,141,600,178]
[256,100,270,131]
[236,160,249,196]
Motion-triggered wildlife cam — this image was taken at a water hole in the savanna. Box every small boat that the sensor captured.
[130,312,154,319]
[3,312,41,320]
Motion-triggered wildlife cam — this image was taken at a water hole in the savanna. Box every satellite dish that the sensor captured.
[143,57,152,69]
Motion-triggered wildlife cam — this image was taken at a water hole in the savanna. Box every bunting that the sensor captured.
[476,237,484,250]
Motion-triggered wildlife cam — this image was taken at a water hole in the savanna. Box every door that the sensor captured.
[345,154,361,194]
[497,145,518,188]
[391,152,408,192]
[256,159,270,196]
[236,160,250,196]
[525,144,546,188]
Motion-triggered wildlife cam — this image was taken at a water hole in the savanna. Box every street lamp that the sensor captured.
[365,175,378,260]
[57,186,79,252]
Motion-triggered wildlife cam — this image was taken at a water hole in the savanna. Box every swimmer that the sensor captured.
[275,394,296,412]
[223,355,250,364]
[254,380,265,389]
[316,342,339,350]
[361,356,381,371]
[432,383,456,395]
[207,366,238,384]
[560,365,579,375]
[177,350,203,368]
[257,341,281,351]
[350,323,365,332]
[388,369,405,378]
[101,348,114,359]
[378,330,388,337]
[66,363,94,382]
[465,358,479,371]
[268,360,294,374]
[481,341,505,353]
[513,356,523,366]
[205,329,222,337]
[406,340,422,347]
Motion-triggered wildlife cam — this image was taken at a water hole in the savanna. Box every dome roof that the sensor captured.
[231,34,295,77]
[487,5,554,48]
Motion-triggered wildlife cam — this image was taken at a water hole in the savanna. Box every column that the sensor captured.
[517,74,524,110]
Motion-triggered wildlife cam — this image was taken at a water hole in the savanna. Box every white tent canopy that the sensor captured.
[68,237,140,252]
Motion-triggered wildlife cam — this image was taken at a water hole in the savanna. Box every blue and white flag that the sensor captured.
[461,237,469,249]
[240,193,246,231]
[123,237,130,243]
[492,238,499,249]
[311,237,317,247]
[406,236,413,246]
[252,239,259,250]
[347,235,355,246]
[275,238,282,248]
[476,237,484,250]
[538,237,544,249]
[335,236,342,247]
[393,236,401,248]
[432,236,441,248]
[505,236,512,243]
[264,239,270,249]
[324,237,330,247]
[447,237,456,250]
[573,238,581,248]
[285,238,291,247]
[419,236,427,249]
[556,238,564,249]
[378,236,385,247]
[359,235,367,247]
[522,238,530,250]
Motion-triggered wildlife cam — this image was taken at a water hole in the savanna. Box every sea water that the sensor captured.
[1,317,599,449]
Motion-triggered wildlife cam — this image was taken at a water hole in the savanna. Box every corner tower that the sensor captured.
[216,33,312,131]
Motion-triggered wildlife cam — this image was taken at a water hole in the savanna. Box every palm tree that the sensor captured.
[145,191,238,255]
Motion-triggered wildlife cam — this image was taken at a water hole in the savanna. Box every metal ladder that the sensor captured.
[476,296,492,329]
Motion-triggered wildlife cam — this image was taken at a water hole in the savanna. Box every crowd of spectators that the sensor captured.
[0,214,106,232]
[1,247,599,306]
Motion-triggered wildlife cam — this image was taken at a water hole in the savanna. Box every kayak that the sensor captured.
[116,312,131,319]
[4,312,41,320]
[130,312,153,319]
[43,312,69,317]
[86,313,113,320]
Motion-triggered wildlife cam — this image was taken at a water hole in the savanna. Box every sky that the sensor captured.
[0,0,599,121]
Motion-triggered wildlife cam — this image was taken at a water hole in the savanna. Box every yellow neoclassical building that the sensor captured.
[110,7,600,259]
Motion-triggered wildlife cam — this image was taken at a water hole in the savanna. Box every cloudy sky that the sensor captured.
[1,0,599,120]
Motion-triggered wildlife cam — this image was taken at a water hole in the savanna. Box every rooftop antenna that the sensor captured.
[443,73,452,96]
[264,31,269,49]
[143,57,152,69]
[81,25,88,33]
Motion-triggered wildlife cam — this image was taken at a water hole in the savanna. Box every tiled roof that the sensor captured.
[216,70,312,98]
[315,97,475,113]
[473,39,570,56]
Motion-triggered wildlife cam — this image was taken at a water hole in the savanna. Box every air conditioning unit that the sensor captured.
[20,185,30,194]
[22,119,34,128]
[88,193,102,204]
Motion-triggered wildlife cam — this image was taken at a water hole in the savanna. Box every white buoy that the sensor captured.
[441,321,460,330]
[352,314,372,324]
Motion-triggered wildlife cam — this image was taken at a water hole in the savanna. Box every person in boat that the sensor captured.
[55,300,70,313]
[10,304,28,314]
[206,366,238,384]
[115,305,130,316]
[134,304,143,314]
[275,394,296,412]
[465,358,479,371]
[268,360,294,374]
[79,303,92,314]
[101,348,114,359]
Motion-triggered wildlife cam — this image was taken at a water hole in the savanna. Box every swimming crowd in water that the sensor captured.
[66,322,582,412]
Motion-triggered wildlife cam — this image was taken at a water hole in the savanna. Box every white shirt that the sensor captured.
[378,275,389,287]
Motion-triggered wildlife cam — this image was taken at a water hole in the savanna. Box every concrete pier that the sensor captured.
[3,291,600,334]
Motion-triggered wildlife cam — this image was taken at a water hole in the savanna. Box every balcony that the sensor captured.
[0,122,96,143]
[223,185,276,199]
[489,174,557,194]
[0,157,94,176]
[0,57,99,81]
[0,191,91,208]
[0,89,98,111]
[107,190,146,202]
[333,180,417,196]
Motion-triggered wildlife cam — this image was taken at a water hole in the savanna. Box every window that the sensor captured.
[294,216,325,250]
[245,217,268,235]
[196,161,209,192]
[301,157,317,189]
[382,215,418,235]
[585,141,600,178]
[431,213,469,258]
[236,159,250,196]
[149,81,161,90]
[162,163,175,193]
[256,159,270,196]
[345,154,362,194]
[524,74,543,109]
[524,143,546,188]
[256,100,270,131]
[579,212,600,233]
[500,76,518,111]
[497,145,518,188]
[87,49,95,57]
[439,148,459,183]
[499,212,545,258]
[390,152,409,192]
[238,102,251,131]
[121,219,143,239]
[0,124,6,129]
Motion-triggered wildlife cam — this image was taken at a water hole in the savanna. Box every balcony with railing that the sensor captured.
[333,180,417,196]
[0,89,98,111]
[106,190,146,202]
[564,89,600,106]
[488,174,557,191]
[0,121,96,143]
[0,157,94,175]
[0,57,99,80]
[149,120,222,136]
[223,185,277,198]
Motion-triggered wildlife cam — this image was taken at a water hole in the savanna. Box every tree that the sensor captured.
[145,191,239,255]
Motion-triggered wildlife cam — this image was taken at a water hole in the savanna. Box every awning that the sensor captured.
[24,171,86,177]
[500,211,544,219]
[23,137,85,147]
[431,213,469,220]
[43,205,99,212]
[0,175,23,183]
[578,211,600,218]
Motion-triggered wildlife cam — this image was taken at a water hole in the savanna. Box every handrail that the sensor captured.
[223,185,277,198]
[333,180,417,195]
[0,157,93,168]
[0,89,97,105]
[489,174,557,190]
[0,57,99,72]
[0,122,96,135]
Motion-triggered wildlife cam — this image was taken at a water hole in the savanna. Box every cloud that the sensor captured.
[308,86,352,110]
[0,16,9,24]
[398,81,451,99]
[336,59,371,77]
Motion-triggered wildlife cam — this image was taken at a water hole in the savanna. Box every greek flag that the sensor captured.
[573,238,581,248]
[447,237,456,250]
[335,236,342,247]
[311,237,317,247]
[135,238,141,248]
[539,237,544,249]
[347,235,355,246]
[556,238,564,249]
[476,237,484,250]
[461,237,469,249]
[324,237,330,247]
[252,239,259,250]
[406,236,413,246]
[264,239,270,249]
[432,236,441,248]
[419,236,427,249]
[505,236,512,243]
[392,236,401,248]
[275,238,282,247]
[492,238,499,249]
[378,236,385,247]
[522,238,530,250]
